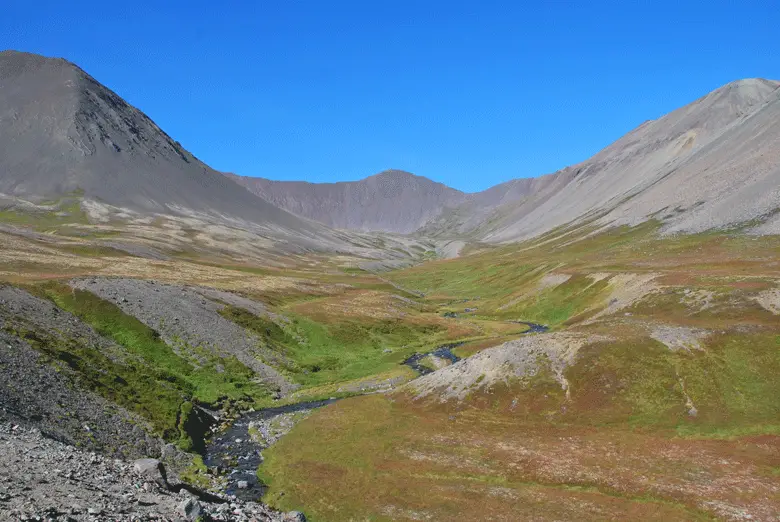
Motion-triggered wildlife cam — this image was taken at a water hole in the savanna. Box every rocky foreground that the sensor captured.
[0,421,304,521]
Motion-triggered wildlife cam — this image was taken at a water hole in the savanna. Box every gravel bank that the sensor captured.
[0,285,167,460]
[0,421,305,521]
[70,278,296,396]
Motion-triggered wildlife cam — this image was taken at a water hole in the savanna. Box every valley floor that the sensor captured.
[1,219,780,520]
[260,395,780,521]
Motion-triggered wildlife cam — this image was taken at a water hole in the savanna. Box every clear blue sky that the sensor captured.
[3,1,778,192]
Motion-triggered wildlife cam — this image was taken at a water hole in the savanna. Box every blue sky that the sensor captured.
[3,1,778,192]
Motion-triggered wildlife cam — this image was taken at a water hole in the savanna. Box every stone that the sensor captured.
[160,443,180,461]
[132,458,168,487]
[179,498,202,521]
[237,480,249,489]
[283,511,307,521]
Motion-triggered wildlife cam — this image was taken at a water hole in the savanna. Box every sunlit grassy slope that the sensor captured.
[258,222,780,521]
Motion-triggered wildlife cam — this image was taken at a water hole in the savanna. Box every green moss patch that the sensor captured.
[220,304,451,386]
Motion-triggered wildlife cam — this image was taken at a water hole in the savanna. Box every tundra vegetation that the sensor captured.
[2,211,779,521]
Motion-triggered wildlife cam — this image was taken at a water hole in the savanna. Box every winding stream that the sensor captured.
[203,320,548,500]
[203,399,336,501]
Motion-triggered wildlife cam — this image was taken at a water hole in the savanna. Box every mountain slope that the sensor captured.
[230,78,780,243]
[0,50,344,246]
[441,78,780,241]
[5,51,777,247]
[229,169,468,234]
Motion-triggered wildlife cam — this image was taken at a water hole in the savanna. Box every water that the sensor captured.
[510,321,550,334]
[402,342,464,375]
[402,322,548,376]
[202,399,337,501]
[203,321,549,499]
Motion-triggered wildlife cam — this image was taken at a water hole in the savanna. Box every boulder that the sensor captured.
[179,498,202,521]
[132,458,168,487]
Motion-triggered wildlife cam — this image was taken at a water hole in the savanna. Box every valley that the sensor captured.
[1,49,779,521]
[3,212,779,520]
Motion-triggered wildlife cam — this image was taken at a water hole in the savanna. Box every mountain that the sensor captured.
[232,78,780,242]
[422,78,780,241]
[477,78,780,241]
[228,169,467,234]
[0,50,341,247]
[4,50,778,247]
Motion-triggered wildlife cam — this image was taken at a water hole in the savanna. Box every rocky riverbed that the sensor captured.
[402,342,463,375]
[0,420,305,521]
[202,326,552,505]
[204,400,337,502]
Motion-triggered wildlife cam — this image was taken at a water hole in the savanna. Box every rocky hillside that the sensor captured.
[228,169,467,234]
[427,78,780,240]
[0,50,354,252]
[475,78,780,242]
[232,79,780,242]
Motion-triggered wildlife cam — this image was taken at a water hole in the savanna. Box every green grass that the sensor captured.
[179,455,211,488]
[388,221,780,310]
[565,333,780,436]
[3,321,186,439]
[23,282,273,441]
[59,244,130,257]
[219,305,454,386]
[258,395,718,522]
[497,274,611,324]
[0,198,91,230]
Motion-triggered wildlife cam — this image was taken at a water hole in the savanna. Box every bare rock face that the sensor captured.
[180,498,203,521]
[132,458,168,488]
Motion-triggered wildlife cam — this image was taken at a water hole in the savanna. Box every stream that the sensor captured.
[510,321,550,334]
[202,399,337,501]
[401,321,548,375]
[402,342,463,375]
[203,320,548,500]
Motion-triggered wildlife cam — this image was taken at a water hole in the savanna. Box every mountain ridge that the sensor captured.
[2,49,779,245]
[230,77,780,240]
[229,168,468,234]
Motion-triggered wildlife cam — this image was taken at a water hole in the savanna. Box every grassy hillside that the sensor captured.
[257,223,780,520]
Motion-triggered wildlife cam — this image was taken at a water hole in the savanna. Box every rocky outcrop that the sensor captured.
[0,421,305,521]
[409,333,606,401]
